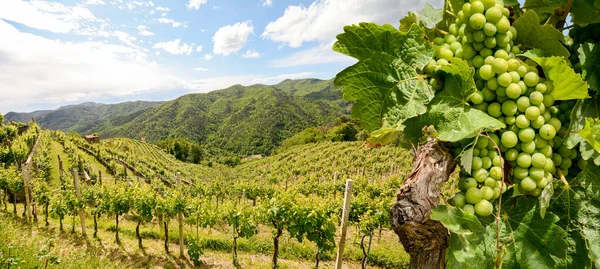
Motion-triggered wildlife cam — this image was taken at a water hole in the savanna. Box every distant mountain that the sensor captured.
[6,78,348,156]
[5,101,163,133]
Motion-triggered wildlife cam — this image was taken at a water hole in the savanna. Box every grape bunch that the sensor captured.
[426,0,578,217]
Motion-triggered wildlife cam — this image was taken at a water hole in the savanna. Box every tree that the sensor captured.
[105,183,131,243]
[261,193,295,269]
[224,202,258,268]
[131,185,156,249]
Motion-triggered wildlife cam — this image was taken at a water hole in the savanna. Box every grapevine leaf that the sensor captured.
[333,23,434,132]
[419,3,443,27]
[571,0,600,26]
[419,59,505,142]
[565,99,600,164]
[578,42,600,93]
[503,0,520,6]
[366,128,400,147]
[523,56,589,100]
[522,0,563,22]
[513,11,570,58]
[399,12,420,33]
[431,205,485,235]
[538,180,554,219]
[501,197,568,269]
[459,143,474,175]
[578,118,600,153]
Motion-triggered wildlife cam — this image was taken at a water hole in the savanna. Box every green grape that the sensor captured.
[481,186,494,200]
[471,0,485,13]
[531,115,546,129]
[482,88,496,101]
[539,145,553,158]
[492,188,501,199]
[539,124,556,140]
[469,91,484,104]
[536,176,549,189]
[515,114,530,128]
[501,100,517,116]
[505,148,519,161]
[494,49,509,59]
[520,177,537,192]
[529,91,544,105]
[524,72,540,87]
[529,167,545,181]
[476,136,490,148]
[521,141,536,154]
[507,59,520,71]
[434,37,445,45]
[481,48,493,58]
[560,157,572,170]
[501,131,518,148]
[465,187,483,204]
[509,71,521,83]
[470,13,487,30]
[506,83,522,99]
[463,204,475,214]
[484,177,498,188]
[475,200,493,216]
[487,79,499,90]
[453,193,466,207]
[449,24,458,35]
[530,188,542,197]
[473,42,485,51]
[488,103,503,119]
[535,83,547,93]
[578,158,589,169]
[474,102,488,111]
[509,26,517,39]
[464,177,478,190]
[513,166,529,179]
[481,156,492,169]
[484,36,497,48]
[489,166,503,180]
[496,34,511,47]
[437,59,450,65]
[472,156,483,170]
[445,34,457,44]
[497,73,512,87]
[481,0,495,9]
[543,94,555,107]
[505,115,516,125]
[534,135,548,149]
[485,7,503,23]
[551,153,563,166]
[474,168,489,182]
[496,17,510,33]
[570,148,578,159]
[517,152,532,168]
[438,47,454,60]
[479,64,495,80]
[531,153,547,168]
[517,65,528,77]
[518,128,535,142]
[492,155,504,166]
[543,158,555,172]
[450,42,462,53]
[462,3,472,17]
[491,58,508,74]
[483,22,497,36]
[543,111,552,122]
[525,106,541,120]
[473,55,485,67]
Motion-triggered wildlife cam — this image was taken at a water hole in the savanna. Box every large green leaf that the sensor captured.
[571,0,600,26]
[419,3,443,27]
[522,0,565,23]
[565,99,600,164]
[333,23,434,132]
[406,59,505,142]
[431,205,485,235]
[513,11,570,58]
[523,56,589,100]
[579,118,600,153]
[578,42,600,94]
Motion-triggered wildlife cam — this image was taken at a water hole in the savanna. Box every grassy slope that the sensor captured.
[7,136,413,268]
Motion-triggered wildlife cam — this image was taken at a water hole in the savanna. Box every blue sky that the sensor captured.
[0,0,441,113]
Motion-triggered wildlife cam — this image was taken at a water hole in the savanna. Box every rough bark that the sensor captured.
[390,137,456,269]
[164,220,169,253]
[136,220,142,249]
[93,212,98,237]
[115,214,120,243]
[45,203,49,226]
[272,228,282,269]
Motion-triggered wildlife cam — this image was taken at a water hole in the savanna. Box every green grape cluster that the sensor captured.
[428,0,578,217]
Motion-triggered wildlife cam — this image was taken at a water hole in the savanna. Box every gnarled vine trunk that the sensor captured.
[390,137,456,269]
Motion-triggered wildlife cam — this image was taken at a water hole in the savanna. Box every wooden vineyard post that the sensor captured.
[21,164,32,223]
[333,172,338,199]
[72,169,87,237]
[58,155,64,179]
[335,179,353,269]
[98,171,102,186]
[176,172,184,257]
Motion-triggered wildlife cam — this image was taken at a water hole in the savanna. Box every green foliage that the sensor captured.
[578,42,600,93]
[333,23,434,132]
[521,55,589,100]
[186,237,204,266]
[513,11,570,58]
[277,115,362,151]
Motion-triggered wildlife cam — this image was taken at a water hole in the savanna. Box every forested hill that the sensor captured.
[6,78,348,156]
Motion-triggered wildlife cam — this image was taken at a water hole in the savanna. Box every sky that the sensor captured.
[0,0,443,113]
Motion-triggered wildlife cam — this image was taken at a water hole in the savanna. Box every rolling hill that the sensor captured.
[6,78,348,156]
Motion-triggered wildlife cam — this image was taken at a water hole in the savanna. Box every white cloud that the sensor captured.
[241,49,261,59]
[196,45,203,52]
[158,17,186,28]
[186,0,207,10]
[82,0,105,5]
[212,21,254,56]
[155,51,160,56]
[152,39,194,55]
[262,0,439,47]
[0,20,197,113]
[262,0,273,7]
[202,54,213,60]
[155,6,170,11]
[270,41,355,67]
[136,25,154,36]
[0,0,98,34]
[193,67,208,71]
[125,1,154,10]
[200,29,208,32]
[113,31,137,47]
